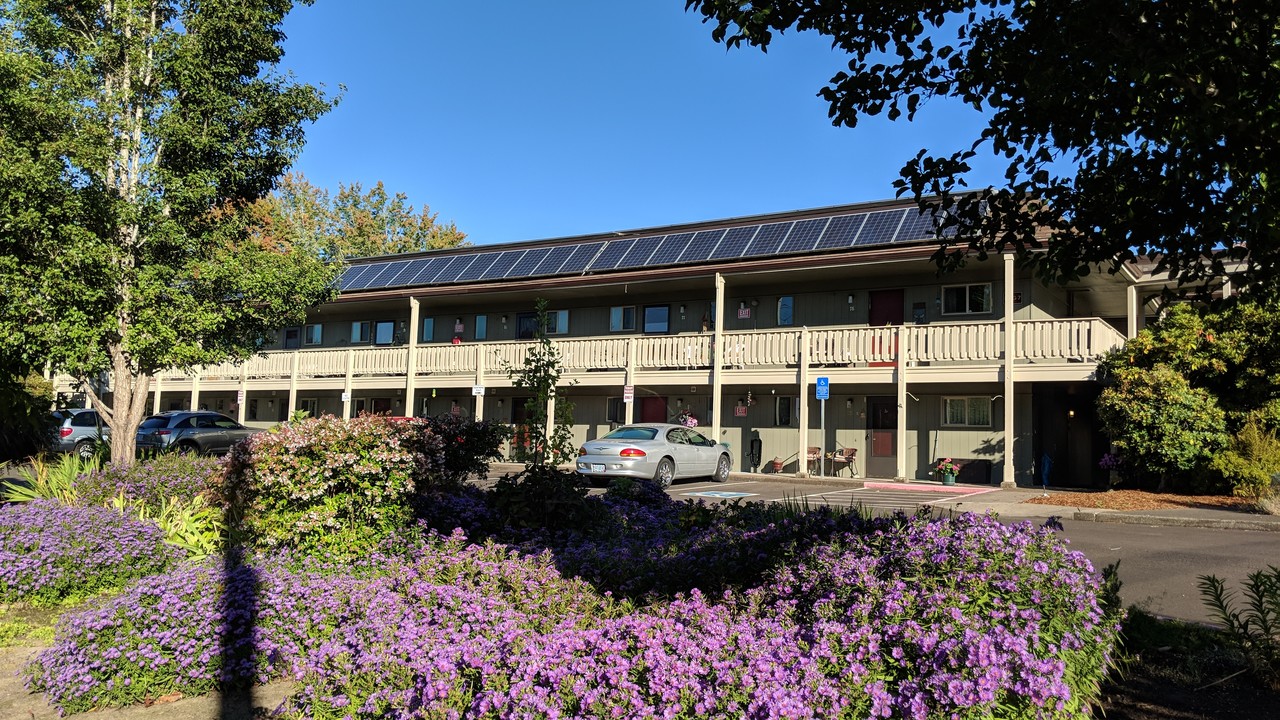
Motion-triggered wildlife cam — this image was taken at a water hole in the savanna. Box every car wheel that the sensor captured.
[175,442,199,455]
[74,441,96,461]
[653,458,675,488]
[713,454,731,483]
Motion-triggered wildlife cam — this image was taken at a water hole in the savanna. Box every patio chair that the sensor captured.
[830,447,858,477]
[806,446,822,475]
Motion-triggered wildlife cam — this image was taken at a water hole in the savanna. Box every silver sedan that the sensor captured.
[576,423,732,487]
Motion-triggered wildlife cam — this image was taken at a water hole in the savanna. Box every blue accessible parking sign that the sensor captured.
[816,376,830,400]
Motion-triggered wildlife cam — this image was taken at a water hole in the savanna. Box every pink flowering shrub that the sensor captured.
[221,414,442,554]
[0,500,181,605]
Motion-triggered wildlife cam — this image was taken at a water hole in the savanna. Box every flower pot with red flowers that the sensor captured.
[935,458,961,485]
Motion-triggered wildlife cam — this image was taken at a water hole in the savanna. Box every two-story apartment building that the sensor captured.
[61,198,1162,487]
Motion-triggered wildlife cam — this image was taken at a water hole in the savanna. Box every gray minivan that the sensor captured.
[52,408,108,459]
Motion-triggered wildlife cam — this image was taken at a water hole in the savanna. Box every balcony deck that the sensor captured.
[78,318,1124,393]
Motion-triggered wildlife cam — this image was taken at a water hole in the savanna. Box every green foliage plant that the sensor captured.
[110,492,224,561]
[505,298,578,469]
[490,465,600,533]
[221,414,431,554]
[1199,568,1280,687]
[0,370,54,462]
[0,0,339,465]
[1,453,96,504]
[415,414,509,491]
[1097,364,1228,491]
[1211,418,1280,499]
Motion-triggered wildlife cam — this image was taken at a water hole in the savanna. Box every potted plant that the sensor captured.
[935,457,961,485]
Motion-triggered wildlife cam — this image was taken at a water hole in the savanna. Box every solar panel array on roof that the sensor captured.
[339,205,948,292]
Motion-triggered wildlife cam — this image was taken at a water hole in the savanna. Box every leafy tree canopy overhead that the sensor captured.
[685,1,1279,291]
[0,0,337,462]
[251,173,468,260]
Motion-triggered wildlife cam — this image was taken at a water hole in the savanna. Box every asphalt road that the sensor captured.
[657,476,1280,625]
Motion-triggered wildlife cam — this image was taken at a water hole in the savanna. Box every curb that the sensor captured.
[1073,510,1280,533]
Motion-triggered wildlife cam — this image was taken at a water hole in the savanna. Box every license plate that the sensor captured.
[591,463,605,473]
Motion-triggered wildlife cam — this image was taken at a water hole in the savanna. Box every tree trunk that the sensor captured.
[87,345,152,466]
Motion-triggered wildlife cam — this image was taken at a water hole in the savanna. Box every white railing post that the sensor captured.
[896,326,907,482]
[406,298,419,417]
[190,374,201,412]
[796,327,810,477]
[237,366,247,424]
[1002,252,1016,488]
[343,348,354,419]
[711,273,725,444]
[473,345,486,421]
[287,351,300,417]
[152,375,162,414]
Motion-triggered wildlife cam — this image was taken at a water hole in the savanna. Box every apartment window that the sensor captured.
[283,327,302,349]
[774,396,794,427]
[304,324,323,346]
[546,309,569,335]
[942,283,993,315]
[643,305,669,334]
[351,321,371,344]
[475,315,487,340]
[373,320,395,346]
[610,306,636,332]
[300,398,319,417]
[943,397,992,427]
[517,309,569,338]
[420,316,435,343]
[777,296,794,326]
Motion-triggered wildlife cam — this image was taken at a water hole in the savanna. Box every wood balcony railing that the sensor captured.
[132,318,1124,385]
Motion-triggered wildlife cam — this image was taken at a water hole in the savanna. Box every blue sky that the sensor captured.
[280,2,1002,246]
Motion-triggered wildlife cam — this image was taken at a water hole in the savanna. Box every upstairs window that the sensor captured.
[373,320,395,346]
[610,306,636,332]
[643,305,669,334]
[304,324,323,346]
[283,327,302,349]
[942,283,992,315]
[474,315,487,340]
[351,321,371,344]
[420,317,435,343]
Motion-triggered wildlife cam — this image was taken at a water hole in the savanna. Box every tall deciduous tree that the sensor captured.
[251,173,468,259]
[0,0,338,463]
[685,1,1280,290]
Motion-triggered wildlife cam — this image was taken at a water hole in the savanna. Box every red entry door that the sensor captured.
[640,396,667,423]
[868,289,904,367]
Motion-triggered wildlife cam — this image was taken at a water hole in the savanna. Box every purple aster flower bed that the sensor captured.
[25,504,1121,718]
[0,500,183,605]
[74,453,224,507]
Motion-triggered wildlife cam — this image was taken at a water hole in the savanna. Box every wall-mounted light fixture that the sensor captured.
[501,314,509,324]
[751,299,759,307]
[738,301,747,310]
[679,304,686,315]
[675,398,683,407]
[1067,408,1075,419]
[845,398,853,410]
[847,294,855,310]
[497,399,504,408]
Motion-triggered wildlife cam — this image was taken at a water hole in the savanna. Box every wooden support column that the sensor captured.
[152,376,162,414]
[711,273,725,445]
[895,326,907,481]
[342,348,354,419]
[405,297,419,417]
[1002,252,1017,488]
[624,338,637,424]
[190,375,201,412]
[237,367,247,424]
[287,351,300,417]
[473,345,486,421]
[1125,284,1139,339]
[796,327,810,477]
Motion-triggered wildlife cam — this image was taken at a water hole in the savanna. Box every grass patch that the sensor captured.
[0,603,61,647]
[1115,607,1247,688]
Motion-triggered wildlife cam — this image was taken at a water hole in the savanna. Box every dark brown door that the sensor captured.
[866,396,897,478]
[640,396,667,423]
[371,398,392,415]
[868,289,904,367]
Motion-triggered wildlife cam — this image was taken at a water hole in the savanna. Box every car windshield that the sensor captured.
[139,416,170,429]
[602,427,658,441]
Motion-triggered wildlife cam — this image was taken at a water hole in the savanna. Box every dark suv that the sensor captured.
[52,408,109,459]
[135,411,260,456]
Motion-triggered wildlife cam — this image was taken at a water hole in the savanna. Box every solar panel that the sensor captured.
[480,250,526,280]
[433,255,478,284]
[339,264,377,291]
[558,241,605,273]
[409,256,451,285]
[777,218,830,254]
[384,258,431,288]
[678,229,725,263]
[813,214,866,250]
[587,239,634,271]
[894,208,941,242]
[357,260,409,290]
[455,252,500,282]
[743,222,793,256]
[506,248,551,278]
[710,225,759,260]
[645,233,692,266]
[532,246,576,275]
[618,236,663,268]
[854,209,907,246]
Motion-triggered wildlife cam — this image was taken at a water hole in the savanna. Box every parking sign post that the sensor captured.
[816,377,830,475]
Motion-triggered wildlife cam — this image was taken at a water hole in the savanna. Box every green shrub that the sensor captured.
[1199,567,1280,687]
[1,454,95,504]
[1097,364,1229,491]
[413,414,509,490]
[221,414,433,554]
[1212,418,1280,499]
[490,465,602,532]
